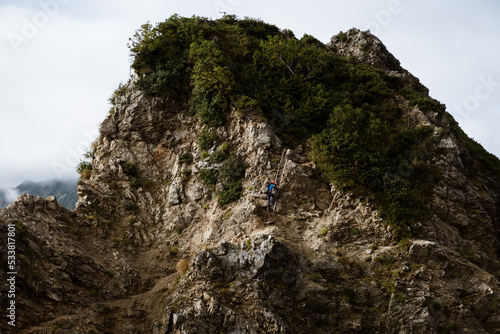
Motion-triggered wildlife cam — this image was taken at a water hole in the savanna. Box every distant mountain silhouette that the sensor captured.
[0,179,78,209]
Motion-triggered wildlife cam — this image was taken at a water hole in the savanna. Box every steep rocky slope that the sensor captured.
[1,23,500,334]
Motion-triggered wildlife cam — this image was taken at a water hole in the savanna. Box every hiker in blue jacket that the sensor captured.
[266,180,278,211]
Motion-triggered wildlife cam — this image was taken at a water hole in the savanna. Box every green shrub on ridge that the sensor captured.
[128,15,469,236]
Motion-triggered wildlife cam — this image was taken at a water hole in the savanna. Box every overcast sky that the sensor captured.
[0,0,499,188]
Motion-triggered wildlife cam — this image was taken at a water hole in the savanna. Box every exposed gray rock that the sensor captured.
[329,28,428,95]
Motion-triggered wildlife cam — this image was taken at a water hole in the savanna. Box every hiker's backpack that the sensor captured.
[262,180,272,194]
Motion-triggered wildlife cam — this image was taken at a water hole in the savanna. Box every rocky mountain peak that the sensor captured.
[329,28,402,72]
[329,28,428,94]
[1,16,500,333]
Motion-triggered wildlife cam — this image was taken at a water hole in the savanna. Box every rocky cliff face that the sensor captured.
[1,28,500,334]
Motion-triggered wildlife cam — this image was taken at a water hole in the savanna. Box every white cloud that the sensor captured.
[0,4,130,186]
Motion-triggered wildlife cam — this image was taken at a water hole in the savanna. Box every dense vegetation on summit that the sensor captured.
[126,15,497,236]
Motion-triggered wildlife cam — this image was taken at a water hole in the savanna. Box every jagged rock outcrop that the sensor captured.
[328,28,428,95]
[1,24,500,334]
